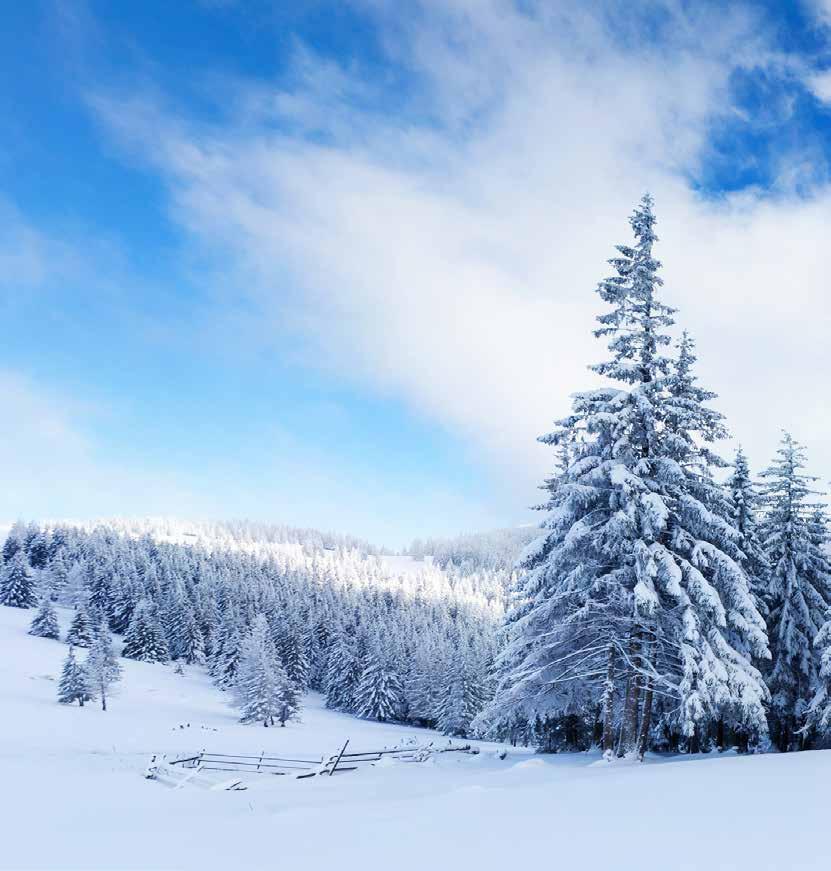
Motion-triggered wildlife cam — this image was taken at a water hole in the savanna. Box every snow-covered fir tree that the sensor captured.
[1,521,26,563]
[28,594,60,639]
[324,630,362,712]
[274,668,301,727]
[760,434,831,750]
[0,551,38,609]
[65,601,96,648]
[480,195,768,757]
[177,607,206,665]
[86,625,122,711]
[275,622,310,690]
[726,446,770,614]
[212,622,245,689]
[436,642,489,738]
[57,647,92,707]
[353,644,403,722]
[122,600,169,663]
[805,509,831,741]
[25,526,50,570]
[234,615,300,727]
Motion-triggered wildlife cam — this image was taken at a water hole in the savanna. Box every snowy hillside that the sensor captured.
[1,603,828,871]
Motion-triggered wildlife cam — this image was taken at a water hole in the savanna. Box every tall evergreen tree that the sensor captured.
[2,521,26,563]
[760,435,831,750]
[234,615,300,726]
[353,649,403,722]
[276,623,310,689]
[726,447,770,614]
[65,602,96,648]
[0,552,38,609]
[324,631,362,712]
[25,528,50,570]
[122,600,169,663]
[479,196,768,758]
[806,510,831,741]
[436,657,487,738]
[179,608,206,665]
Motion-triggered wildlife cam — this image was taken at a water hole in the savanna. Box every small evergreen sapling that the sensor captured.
[57,647,92,707]
[28,595,60,640]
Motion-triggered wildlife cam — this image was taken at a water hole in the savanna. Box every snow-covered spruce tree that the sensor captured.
[122,600,169,663]
[212,622,244,689]
[28,595,60,639]
[25,528,50,570]
[65,601,96,648]
[353,646,404,722]
[86,626,122,711]
[805,510,831,741]
[479,195,768,758]
[276,623,310,690]
[661,333,770,749]
[436,656,488,738]
[234,615,300,727]
[0,551,38,608]
[46,551,69,602]
[178,608,206,665]
[405,633,445,727]
[57,647,92,707]
[760,434,831,751]
[108,580,137,634]
[274,668,301,727]
[1,521,26,563]
[309,615,332,690]
[324,630,362,712]
[726,447,770,616]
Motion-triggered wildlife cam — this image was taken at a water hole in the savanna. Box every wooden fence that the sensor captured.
[155,739,476,783]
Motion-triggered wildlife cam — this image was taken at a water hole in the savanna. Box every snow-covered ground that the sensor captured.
[0,605,827,871]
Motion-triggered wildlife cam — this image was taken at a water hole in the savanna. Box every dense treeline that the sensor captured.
[408,527,538,572]
[0,520,504,733]
[476,196,831,756]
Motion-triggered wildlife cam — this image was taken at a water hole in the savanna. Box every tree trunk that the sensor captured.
[618,634,641,757]
[601,645,616,758]
[636,678,653,760]
[689,730,701,755]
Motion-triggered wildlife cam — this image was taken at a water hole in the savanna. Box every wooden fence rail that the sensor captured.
[161,740,476,781]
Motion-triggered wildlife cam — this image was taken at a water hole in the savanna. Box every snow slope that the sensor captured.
[0,605,827,871]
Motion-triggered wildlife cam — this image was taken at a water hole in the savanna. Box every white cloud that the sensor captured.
[809,0,831,25]
[89,0,831,502]
[806,69,831,103]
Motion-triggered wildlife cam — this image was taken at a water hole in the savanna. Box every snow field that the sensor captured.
[0,605,827,871]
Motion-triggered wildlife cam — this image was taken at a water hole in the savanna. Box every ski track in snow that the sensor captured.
[0,605,826,871]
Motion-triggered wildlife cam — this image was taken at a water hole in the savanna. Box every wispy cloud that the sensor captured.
[84,0,831,496]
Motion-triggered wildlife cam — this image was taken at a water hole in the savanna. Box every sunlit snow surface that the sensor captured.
[0,605,826,871]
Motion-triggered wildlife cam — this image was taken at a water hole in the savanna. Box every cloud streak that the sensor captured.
[88,0,831,503]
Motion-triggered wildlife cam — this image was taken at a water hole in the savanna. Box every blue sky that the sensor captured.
[3,0,831,546]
